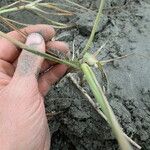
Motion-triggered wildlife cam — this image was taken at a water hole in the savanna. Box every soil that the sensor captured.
[0,0,150,150]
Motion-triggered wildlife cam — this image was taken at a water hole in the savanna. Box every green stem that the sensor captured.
[81,63,133,150]
[31,10,69,27]
[0,31,80,69]
[0,6,27,14]
[81,0,105,56]
[0,1,40,15]
[64,0,90,11]
[0,1,20,11]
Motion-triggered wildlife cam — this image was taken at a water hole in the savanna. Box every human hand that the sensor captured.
[0,24,69,150]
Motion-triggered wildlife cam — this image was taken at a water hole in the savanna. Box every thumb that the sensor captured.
[12,33,45,91]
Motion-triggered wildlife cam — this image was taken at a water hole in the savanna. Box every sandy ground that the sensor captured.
[0,0,150,149]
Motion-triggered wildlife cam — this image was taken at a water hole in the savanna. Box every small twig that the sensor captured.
[100,53,134,65]
[123,133,141,149]
[93,39,109,56]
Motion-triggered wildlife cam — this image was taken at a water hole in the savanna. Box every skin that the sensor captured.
[0,24,69,150]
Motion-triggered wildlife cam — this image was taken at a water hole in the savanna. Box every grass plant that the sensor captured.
[0,0,141,149]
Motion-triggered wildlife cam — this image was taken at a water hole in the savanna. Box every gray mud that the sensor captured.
[1,0,150,149]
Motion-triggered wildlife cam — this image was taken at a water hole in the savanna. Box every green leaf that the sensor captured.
[81,63,133,150]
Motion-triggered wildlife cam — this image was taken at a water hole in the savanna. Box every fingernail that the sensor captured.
[26,33,43,45]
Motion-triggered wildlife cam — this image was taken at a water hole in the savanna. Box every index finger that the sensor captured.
[0,24,55,63]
